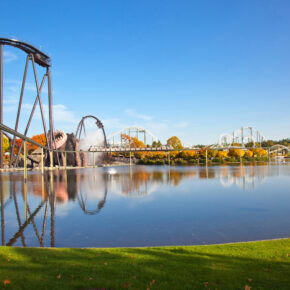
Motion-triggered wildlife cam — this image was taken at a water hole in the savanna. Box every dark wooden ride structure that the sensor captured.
[75,115,108,148]
[0,38,58,168]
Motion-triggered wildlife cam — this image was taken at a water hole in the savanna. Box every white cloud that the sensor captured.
[3,95,18,105]
[174,122,188,128]
[103,118,128,133]
[3,51,17,63]
[53,104,79,123]
[125,109,153,121]
[25,82,48,94]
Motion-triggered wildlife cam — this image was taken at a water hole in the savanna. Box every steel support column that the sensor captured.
[10,55,30,167]
[14,75,47,166]
[0,45,3,168]
[47,68,60,166]
[31,55,49,145]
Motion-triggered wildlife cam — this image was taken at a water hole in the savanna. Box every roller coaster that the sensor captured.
[107,126,158,147]
[0,38,56,168]
[214,126,265,148]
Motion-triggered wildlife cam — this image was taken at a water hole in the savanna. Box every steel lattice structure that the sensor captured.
[213,126,265,148]
[107,126,158,147]
[0,38,57,168]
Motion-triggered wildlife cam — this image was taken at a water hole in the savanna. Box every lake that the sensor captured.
[1,164,290,247]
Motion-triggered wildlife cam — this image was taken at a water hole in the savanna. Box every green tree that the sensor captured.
[152,140,162,148]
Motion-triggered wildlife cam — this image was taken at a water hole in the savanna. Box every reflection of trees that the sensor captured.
[111,169,151,197]
[167,170,197,186]
[198,167,216,179]
[110,167,197,195]
[0,164,275,247]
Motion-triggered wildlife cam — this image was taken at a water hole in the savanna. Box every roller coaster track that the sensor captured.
[0,38,50,67]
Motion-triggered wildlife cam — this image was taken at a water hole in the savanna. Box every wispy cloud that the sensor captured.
[174,122,188,128]
[3,51,17,63]
[125,109,153,121]
[4,79,48,95]
[22,103,79,125]
[3,95,18,105]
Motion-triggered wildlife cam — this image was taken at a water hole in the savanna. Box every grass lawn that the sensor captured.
[0,239,289,289]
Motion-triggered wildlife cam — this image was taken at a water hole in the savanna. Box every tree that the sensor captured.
[244,150,253,158]
[228,149,245,158]
[167,136,183,150]
[251,148,267,157]
[2,135,10,153]
[217,151,228,159]
[152,140,162,148]
[28,133,47,152]
[121,134,145,148]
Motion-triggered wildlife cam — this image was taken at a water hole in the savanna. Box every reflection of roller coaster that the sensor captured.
[0,172,56,247]
[77,173,108,215]
[219,166,267,190]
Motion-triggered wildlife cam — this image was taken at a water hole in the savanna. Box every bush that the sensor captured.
[175,158,187,165]
[225,157,237,163]
[147,159,156,165]
[156,159,165,165]
[188,158,197,164]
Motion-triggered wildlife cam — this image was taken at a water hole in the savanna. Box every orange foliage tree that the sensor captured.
[251,148,267,157]
[228,149,245,158]
[244,150,253,158]
[167,136,183,150]
[121,134,145,148]
[28,133,47,152]
[217,151,228,159]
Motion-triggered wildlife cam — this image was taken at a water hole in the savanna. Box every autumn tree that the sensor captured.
[251,148,267,157]
[167,136,183,150]
[121,134,145,148]
[217,151,228,159]
[28,133,47,152]
[244,150,253,158]
[228,149,245,158]
[2,135,10,153]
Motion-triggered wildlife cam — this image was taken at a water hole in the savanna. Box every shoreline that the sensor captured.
[0,160,289,173]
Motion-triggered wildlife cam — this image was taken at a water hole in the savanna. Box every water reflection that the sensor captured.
[0,171,56,247]
[0,164,289,247]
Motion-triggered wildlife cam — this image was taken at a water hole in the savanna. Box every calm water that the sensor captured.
[0,164,290,248]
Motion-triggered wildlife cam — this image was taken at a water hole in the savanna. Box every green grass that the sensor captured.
[0,239,289,289]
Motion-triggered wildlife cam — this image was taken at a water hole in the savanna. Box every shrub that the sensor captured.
[175,158,187,165]
[228,149,245,158]
[156,159,165,165]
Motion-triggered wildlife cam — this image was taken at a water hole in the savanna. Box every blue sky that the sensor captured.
[1,0,290,145]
